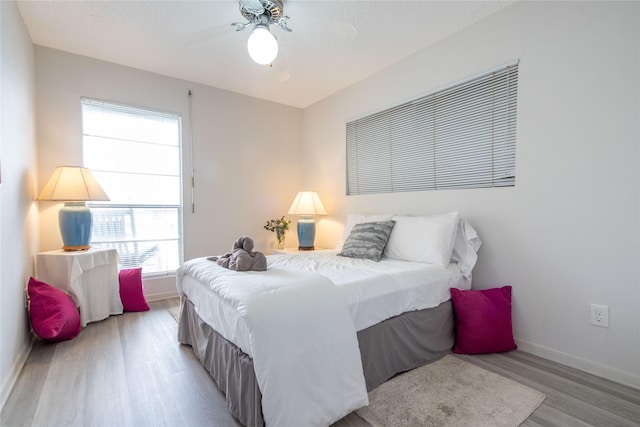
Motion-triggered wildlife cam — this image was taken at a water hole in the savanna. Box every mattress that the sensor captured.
[177,250,469,357]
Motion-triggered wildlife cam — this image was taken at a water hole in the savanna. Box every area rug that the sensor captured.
[355,355,545,427]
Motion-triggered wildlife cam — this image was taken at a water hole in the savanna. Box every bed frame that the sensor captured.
[178,297,454,427]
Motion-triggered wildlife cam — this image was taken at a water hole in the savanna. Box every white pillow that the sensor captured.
[336,214,394,250]
[451,219,482,279]
[384,212,460,265]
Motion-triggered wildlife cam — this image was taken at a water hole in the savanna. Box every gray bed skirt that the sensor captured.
[178,297,454,427]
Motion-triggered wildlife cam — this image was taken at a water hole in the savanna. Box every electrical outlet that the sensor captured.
[590,304,609,328]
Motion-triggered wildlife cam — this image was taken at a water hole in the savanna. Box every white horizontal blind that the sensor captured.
[346,63,518,195]
[82,98,183,275]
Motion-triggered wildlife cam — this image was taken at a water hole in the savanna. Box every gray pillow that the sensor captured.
[338,221,395,261]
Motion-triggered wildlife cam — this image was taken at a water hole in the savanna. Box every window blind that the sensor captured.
[346,63,518,195]
[82,98,183,275]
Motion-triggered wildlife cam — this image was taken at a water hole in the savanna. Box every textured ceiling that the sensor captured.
[17,0,514,108]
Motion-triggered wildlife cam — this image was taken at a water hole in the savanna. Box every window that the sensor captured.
[82,98,183,276]
[346,62,518,195]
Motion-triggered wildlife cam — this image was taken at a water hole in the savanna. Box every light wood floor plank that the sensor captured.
[521,403,592,427]
[2,298,639,427]
[0,340,53,427]
[455,353,640,427]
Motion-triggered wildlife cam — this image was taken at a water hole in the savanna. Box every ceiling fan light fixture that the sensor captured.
[247,25,278,65]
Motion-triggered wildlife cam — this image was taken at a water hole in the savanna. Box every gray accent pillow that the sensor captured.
[338,221,395,262]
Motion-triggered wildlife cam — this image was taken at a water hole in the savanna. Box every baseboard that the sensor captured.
[142,274,178,303]
[145,290,179,302]
[516,338,639,390]
[1,337,34,412]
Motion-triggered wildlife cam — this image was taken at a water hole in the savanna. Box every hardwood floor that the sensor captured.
[2,298,639,427]
[1,299,240,427]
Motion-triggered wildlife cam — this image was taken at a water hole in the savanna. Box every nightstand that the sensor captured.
[36,248,123,327]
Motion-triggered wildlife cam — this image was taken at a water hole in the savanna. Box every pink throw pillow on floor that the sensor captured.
[118,268,149,312]
[450,286,517,354]
[27,277,81,341]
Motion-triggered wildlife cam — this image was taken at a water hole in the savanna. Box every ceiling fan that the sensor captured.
[182,0,357,75]
[232,0,292,65]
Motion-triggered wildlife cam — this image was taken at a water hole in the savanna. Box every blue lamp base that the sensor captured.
[297,216,316,250]
[59,202,93,251]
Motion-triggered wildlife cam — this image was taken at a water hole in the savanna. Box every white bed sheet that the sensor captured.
[178,250,470,358]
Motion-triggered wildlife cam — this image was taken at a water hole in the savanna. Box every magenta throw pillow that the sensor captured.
[450,286,517,354]
[119,268,149,312]
[28,277,81,341]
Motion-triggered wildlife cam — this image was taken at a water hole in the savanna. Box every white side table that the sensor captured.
[36,248,123,327]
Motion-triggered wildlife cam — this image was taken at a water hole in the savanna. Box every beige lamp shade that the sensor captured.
[37,166,110,202]
[287,191,327,216]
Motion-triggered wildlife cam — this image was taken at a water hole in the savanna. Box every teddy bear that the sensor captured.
[214,236,267,271]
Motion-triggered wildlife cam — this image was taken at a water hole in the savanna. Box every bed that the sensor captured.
[177,214,481,427]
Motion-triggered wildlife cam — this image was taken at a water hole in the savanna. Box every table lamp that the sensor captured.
[287,191,327,250]
[37,166,110,251]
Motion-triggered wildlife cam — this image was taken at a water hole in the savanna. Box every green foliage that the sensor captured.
[264,216,291,233]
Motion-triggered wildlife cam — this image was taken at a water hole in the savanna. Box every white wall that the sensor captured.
[303,1,639,388]
[0,1,38,408]
[35,47,303,299]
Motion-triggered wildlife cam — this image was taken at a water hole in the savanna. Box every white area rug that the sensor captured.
[356,355,545,427]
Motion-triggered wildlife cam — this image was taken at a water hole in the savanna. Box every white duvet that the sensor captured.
[269,250,470,331]
[178,251,469,359]
[177,258,369,427]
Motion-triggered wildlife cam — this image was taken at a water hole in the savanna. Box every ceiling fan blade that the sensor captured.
[328,20,358,41]
[180,23,235,46]
[294,17,358,42]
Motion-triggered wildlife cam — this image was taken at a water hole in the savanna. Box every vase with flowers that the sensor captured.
[264,216,291,249]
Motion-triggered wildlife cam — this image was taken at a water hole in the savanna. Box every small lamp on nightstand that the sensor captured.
[37,166,110,251]
[287,191,327,250]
